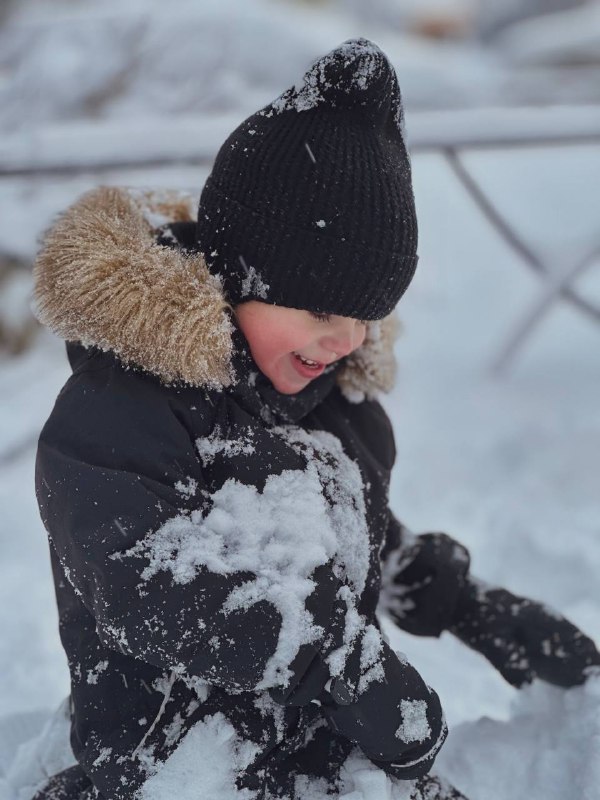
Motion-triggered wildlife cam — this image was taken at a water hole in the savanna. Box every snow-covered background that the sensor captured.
[1,1,599,798]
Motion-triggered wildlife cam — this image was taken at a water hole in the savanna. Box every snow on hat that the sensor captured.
[196,37,419,320]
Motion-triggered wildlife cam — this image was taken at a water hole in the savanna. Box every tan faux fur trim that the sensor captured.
[33,186,235,389]
[33,185,399,397]
[336,314,401,402]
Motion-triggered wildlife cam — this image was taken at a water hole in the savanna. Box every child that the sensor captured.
[32,39,598,800]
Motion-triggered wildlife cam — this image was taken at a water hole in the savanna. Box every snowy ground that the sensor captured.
[1,1,600,797]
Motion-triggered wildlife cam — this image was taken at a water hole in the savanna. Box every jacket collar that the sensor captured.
[33,186,400,407]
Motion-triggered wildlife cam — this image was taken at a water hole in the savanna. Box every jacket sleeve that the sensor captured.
[35,365,342,697]
[379,512,471,637]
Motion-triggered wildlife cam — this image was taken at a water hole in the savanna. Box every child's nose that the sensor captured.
[324,321,366,357]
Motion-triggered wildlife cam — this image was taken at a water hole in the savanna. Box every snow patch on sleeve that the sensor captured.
[86,659,109,685]
[271,426,370,595]
[92,746,113,767]
[196,425,256,467]
[253,693,286,744]
[114,465,337,689]
[174,478,197,498]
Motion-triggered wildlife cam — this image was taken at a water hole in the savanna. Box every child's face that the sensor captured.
[234,301,368,395]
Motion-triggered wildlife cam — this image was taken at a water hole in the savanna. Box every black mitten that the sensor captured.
[450,579,600,688]
[319,638,447,780]
[268,644,331,706]
[380,528,471,637]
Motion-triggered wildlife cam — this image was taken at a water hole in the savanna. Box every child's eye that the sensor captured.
[311,312,332,323]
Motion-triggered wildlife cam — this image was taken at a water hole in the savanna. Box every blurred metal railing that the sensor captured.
[408,107,600,375]
[2,106,599,175]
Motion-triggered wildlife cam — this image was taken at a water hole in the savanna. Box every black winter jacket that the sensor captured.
[32,187,469,800]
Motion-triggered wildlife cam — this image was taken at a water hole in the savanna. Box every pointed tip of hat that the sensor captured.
[263,37,405,136]
[304,37,397,109]
[260,38,406,141]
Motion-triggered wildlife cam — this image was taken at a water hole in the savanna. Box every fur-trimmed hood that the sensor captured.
[33,186,400,401]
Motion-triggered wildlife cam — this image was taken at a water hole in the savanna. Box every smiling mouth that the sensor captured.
[292,352,326,369]
[292,352,327,372]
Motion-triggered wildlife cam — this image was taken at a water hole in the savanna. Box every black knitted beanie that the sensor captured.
[196,37,418,321]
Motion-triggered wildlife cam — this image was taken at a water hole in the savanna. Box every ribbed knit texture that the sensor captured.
[196,38,419,320]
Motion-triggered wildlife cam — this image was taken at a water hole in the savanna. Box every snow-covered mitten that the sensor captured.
[449,579,600,688]
[319,638,448,780]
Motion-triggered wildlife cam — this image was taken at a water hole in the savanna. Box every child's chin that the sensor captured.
[265,358,313,394]
[270,372,309,395]
[272,379,306,395]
